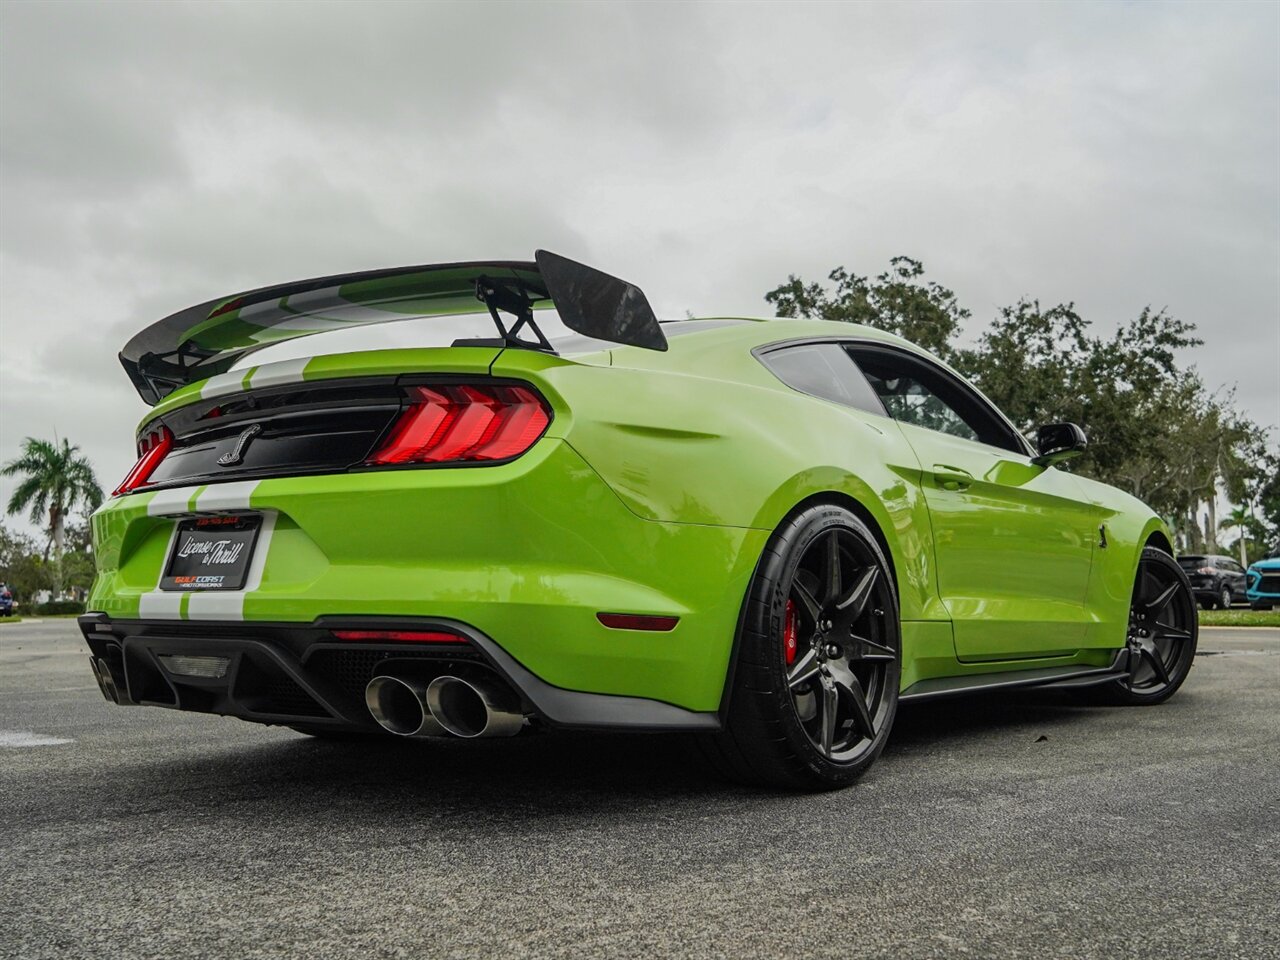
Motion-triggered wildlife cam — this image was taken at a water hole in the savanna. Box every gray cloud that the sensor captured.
[2,0,1277,534]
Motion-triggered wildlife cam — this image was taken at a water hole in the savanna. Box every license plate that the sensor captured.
[161,515,261,592]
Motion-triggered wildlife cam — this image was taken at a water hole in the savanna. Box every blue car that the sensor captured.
[0,584,13,617]
[1245,554,1280,610]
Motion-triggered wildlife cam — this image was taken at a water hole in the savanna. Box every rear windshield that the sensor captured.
[1177,556,1207,568]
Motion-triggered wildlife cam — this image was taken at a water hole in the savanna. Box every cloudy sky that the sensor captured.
[1,1,1277,535]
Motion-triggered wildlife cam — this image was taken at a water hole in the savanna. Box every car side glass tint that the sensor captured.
[759,343,886,416]
[851,356,980,443]
[847,344,1024,453]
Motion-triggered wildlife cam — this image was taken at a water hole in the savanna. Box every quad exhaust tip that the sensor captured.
[90,656,128,705]
[365,673,524,739]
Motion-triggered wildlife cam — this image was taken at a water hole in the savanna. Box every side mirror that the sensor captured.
[1032,422,1087,467]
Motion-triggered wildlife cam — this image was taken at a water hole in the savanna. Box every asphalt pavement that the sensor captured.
[2,619,1277,960]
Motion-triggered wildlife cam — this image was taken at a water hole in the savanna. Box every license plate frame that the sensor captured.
[160,514,262,592]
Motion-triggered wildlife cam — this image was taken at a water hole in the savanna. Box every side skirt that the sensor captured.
[899,651,1127,704]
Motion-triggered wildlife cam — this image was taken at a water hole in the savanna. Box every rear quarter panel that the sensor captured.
[494,331,945,623]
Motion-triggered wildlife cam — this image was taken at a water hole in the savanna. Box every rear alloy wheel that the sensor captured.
[1217,586,1232,611]
[700,504,900,790]
[1102,546,1197,705]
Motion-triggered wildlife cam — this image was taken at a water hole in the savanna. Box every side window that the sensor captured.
[848,344,1025,454]
[758,342,886,417]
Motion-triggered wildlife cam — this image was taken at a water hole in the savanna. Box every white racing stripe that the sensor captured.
[138,481,263,620]
[200,370,248,400]
[249,357,310,390]
[186,511,276,621]
[196,480,259,513]
[147,486,199,517]
[137,520,183,619]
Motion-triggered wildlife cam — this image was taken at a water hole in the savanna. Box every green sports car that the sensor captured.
[81,251,1198,789]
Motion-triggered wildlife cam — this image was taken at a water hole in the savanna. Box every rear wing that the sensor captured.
[120,250,666,404]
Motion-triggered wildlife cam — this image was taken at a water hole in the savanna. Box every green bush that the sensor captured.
[35,600,86,616]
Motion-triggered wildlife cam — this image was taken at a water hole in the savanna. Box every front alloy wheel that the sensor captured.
[700,504,900,790]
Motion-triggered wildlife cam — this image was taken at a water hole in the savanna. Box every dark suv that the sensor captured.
[1177,555,1247,610]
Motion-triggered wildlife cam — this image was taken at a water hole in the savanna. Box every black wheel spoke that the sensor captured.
[835,566,878,619]
[1153,622,1192,642]
[1144,581,1178,617]
[823,531,843,606]
[819,678,838,757]
[792,579,822,625]
[1141,646,1171,686]
[831,663,876,740]
[849,633,896,662]
[788,647,820,689]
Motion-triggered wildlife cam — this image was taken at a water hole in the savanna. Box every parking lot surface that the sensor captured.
[2,621,1277,959]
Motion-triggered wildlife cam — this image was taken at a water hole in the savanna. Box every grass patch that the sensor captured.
[0,616,22,625]
[1199,608,1280,628]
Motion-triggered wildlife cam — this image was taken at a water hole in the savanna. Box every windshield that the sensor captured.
[1176,556,1206,568]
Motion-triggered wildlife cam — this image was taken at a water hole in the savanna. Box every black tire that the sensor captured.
[1217,586,1232,610]
[1251,602,1274,611]
[1098,546,1197,706]
[699,503,900,791]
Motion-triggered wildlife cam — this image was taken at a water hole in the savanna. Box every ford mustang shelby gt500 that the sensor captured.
[82,251,1197,789]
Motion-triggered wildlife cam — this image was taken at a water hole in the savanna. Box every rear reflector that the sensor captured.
[596,613,680,632]
[369,383,550,465]
[113,425,175,496]
[157,654,230,679]
[331,629,468,644]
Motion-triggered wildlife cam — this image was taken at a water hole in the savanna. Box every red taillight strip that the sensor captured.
[368,383,550,466]
[113,426,174,496]
[596,613,680,632]
[331,629,468,643]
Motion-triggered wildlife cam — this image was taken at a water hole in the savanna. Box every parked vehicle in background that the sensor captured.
[0,584,14,616]
[1245,553,1280,610]
[1177,555,1247,610]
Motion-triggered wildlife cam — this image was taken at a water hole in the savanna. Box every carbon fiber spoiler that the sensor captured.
[119,250,666,404]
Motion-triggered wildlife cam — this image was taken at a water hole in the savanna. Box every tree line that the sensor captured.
[1,267,1276,602]
[765,257,1278,563]
[1,438,101,603]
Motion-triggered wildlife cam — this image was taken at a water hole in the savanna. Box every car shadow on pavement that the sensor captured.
[83,690,1124,823]
[888,692,1110,751]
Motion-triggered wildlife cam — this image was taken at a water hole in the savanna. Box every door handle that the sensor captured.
[933,464,974,491]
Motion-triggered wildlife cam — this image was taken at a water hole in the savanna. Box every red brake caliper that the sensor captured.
[783,598,798,665]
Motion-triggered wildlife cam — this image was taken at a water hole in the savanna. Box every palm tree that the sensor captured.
[2,437,103,595]
[1219,502,1266,567]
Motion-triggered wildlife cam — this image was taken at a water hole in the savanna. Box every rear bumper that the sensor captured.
[87,439,767,712]
[79,613,720,732]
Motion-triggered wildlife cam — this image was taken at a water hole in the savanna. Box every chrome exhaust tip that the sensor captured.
[91,657,125,704]
[426,675,524,739]
[89,658,114,702]
[364,675,448,738]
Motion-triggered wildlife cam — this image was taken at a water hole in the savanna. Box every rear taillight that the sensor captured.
[1196,567,1215,576]
[113,425,174,496]
[368,384,550,465]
